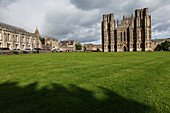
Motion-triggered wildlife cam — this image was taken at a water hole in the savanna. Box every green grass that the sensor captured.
[0,52,169,113]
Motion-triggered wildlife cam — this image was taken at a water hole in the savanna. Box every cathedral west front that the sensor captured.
[102,8,152,52]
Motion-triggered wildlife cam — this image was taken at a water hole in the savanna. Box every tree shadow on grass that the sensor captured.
[0,82,156,113]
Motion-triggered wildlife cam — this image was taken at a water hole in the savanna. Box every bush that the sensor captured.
[76,44,82,50]
[161,41,170,51]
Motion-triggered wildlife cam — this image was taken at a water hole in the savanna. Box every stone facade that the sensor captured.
[44,36,59,50]
[0,22,41,50]
[59,40,80,52]
[83,44,102,51]
[102,8,152,52]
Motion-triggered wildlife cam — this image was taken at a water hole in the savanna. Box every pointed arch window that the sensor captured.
[121,32,122,42]
[8,34,10,41]
[124,31,126,42]
[0,32,1,40]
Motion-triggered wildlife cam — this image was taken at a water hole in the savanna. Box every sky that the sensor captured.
[0,0,170,44]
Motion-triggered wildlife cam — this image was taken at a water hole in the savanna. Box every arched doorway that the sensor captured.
[124,46,127,52]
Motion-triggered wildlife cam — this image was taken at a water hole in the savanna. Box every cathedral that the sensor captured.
[101,8,152,52]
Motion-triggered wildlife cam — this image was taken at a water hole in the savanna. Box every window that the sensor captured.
[8,34,10,41]
[16,36,18,42]
[7,43,10,48]
[124,31,126,42]
[121,32,122,42]
[23,37,24,42]
[25,37,27,42]
[0,32,1,40]
[16,44,18,49]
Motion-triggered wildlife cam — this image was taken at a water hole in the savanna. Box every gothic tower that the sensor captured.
[102,14,115,52]
[134,8,151,51]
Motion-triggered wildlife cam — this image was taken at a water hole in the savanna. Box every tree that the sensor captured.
[75,44,82,50]
[39,36,45,45]
[161,41,170,51]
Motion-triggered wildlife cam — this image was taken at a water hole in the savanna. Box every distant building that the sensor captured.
[0,22,42,50]
[83,44,102,52]
[102,8,152,52]
[59,40,80,51]
[44,36,59,50]
[151,38,170,51]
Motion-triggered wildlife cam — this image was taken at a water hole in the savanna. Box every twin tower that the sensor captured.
[101,8,151,52]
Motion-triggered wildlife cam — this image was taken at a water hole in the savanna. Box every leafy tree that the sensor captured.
[75,44,82,50]
[161,41,170,51]
[39,36,45,44]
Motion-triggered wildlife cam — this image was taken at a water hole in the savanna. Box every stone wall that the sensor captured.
[83,44,102,52]
[0,50,42,56]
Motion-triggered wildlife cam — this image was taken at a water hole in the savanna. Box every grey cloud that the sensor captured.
[70,0,111,10]
[0,0,169,44]
[42,4,100,42]
[0,0,18,7]
[65,24,101,42]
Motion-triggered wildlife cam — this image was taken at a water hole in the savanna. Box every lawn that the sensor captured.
[0,52,169,113]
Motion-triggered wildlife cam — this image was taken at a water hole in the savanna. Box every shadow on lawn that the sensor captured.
[0,82,156,113]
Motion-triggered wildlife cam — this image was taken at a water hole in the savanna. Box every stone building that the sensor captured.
[44,36,59,50]
[0,22,41,50]
[102,8,152,52]
[59,40,79,52]
[83,44,102,52]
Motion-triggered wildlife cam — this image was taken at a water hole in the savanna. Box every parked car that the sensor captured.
[47,49,51,51]
[33,48,41,50]
[42,49,46,51]
[52,49,57,53]
[42,49,51,51]
[56,48,62,52]
[12,48,17,50]
[25,48,31,51]
[0,48,10,50]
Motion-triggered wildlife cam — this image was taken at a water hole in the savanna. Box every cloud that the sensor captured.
[0,0,18,7]
[70,0,111,10]
[0,0,169,44]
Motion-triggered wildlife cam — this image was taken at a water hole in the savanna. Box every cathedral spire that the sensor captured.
[35,26,40,38]
[35,26,39,34]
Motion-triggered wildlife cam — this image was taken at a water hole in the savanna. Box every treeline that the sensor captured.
[155,41,170,51]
